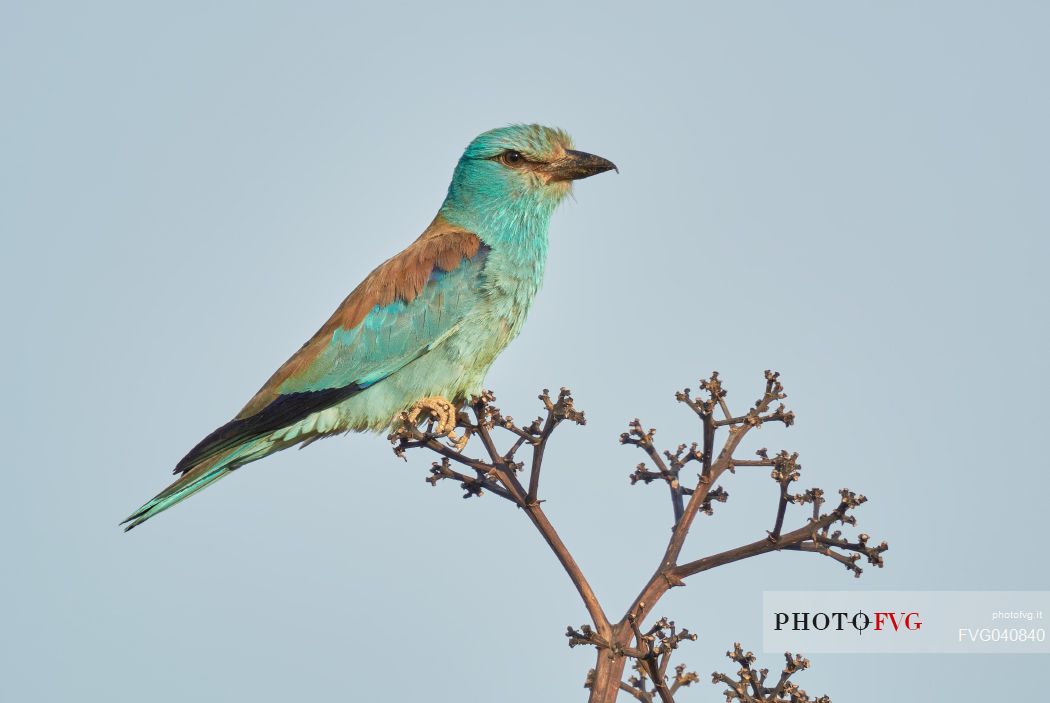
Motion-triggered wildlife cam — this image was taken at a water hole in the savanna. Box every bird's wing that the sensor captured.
[173,218,488,474]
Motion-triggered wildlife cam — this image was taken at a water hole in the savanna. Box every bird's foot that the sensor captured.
[406,396,469,450]
[446,427,472,452]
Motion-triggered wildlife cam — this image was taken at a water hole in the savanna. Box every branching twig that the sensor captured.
[389,371,888,703]
[711,643,830,703]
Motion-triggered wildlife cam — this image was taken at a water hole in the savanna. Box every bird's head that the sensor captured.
[440,124,616,236]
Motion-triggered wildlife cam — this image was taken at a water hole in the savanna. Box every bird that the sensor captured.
[122,124,616,530]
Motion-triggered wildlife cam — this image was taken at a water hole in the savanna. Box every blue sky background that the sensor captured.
[3,1,1047,701]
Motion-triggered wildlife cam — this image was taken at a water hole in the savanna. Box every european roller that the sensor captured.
[122,124,616,530]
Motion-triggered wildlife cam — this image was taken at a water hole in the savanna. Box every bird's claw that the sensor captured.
[406,396,469,450]
[447,427,471,452]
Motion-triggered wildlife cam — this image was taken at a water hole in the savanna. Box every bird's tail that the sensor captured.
[121,440,268,531]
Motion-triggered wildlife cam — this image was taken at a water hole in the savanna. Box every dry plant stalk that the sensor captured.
[389,371,888,702]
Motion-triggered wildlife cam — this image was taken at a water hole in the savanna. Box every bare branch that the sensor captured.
[712,643,831,703]
[424,457,514,501]
[391,388,610,639]
[388,371,887,703]
[622,419,685,522]
[528,388,585,504]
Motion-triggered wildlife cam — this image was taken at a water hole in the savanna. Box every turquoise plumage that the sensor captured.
[122,124,616,530]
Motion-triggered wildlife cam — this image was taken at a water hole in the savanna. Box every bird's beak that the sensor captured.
[544,149,618,182]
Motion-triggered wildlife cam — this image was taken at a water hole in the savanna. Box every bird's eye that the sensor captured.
[500,150,525,167]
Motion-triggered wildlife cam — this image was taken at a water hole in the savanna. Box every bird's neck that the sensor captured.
[439,192,558,349]
[439,192,556,277]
